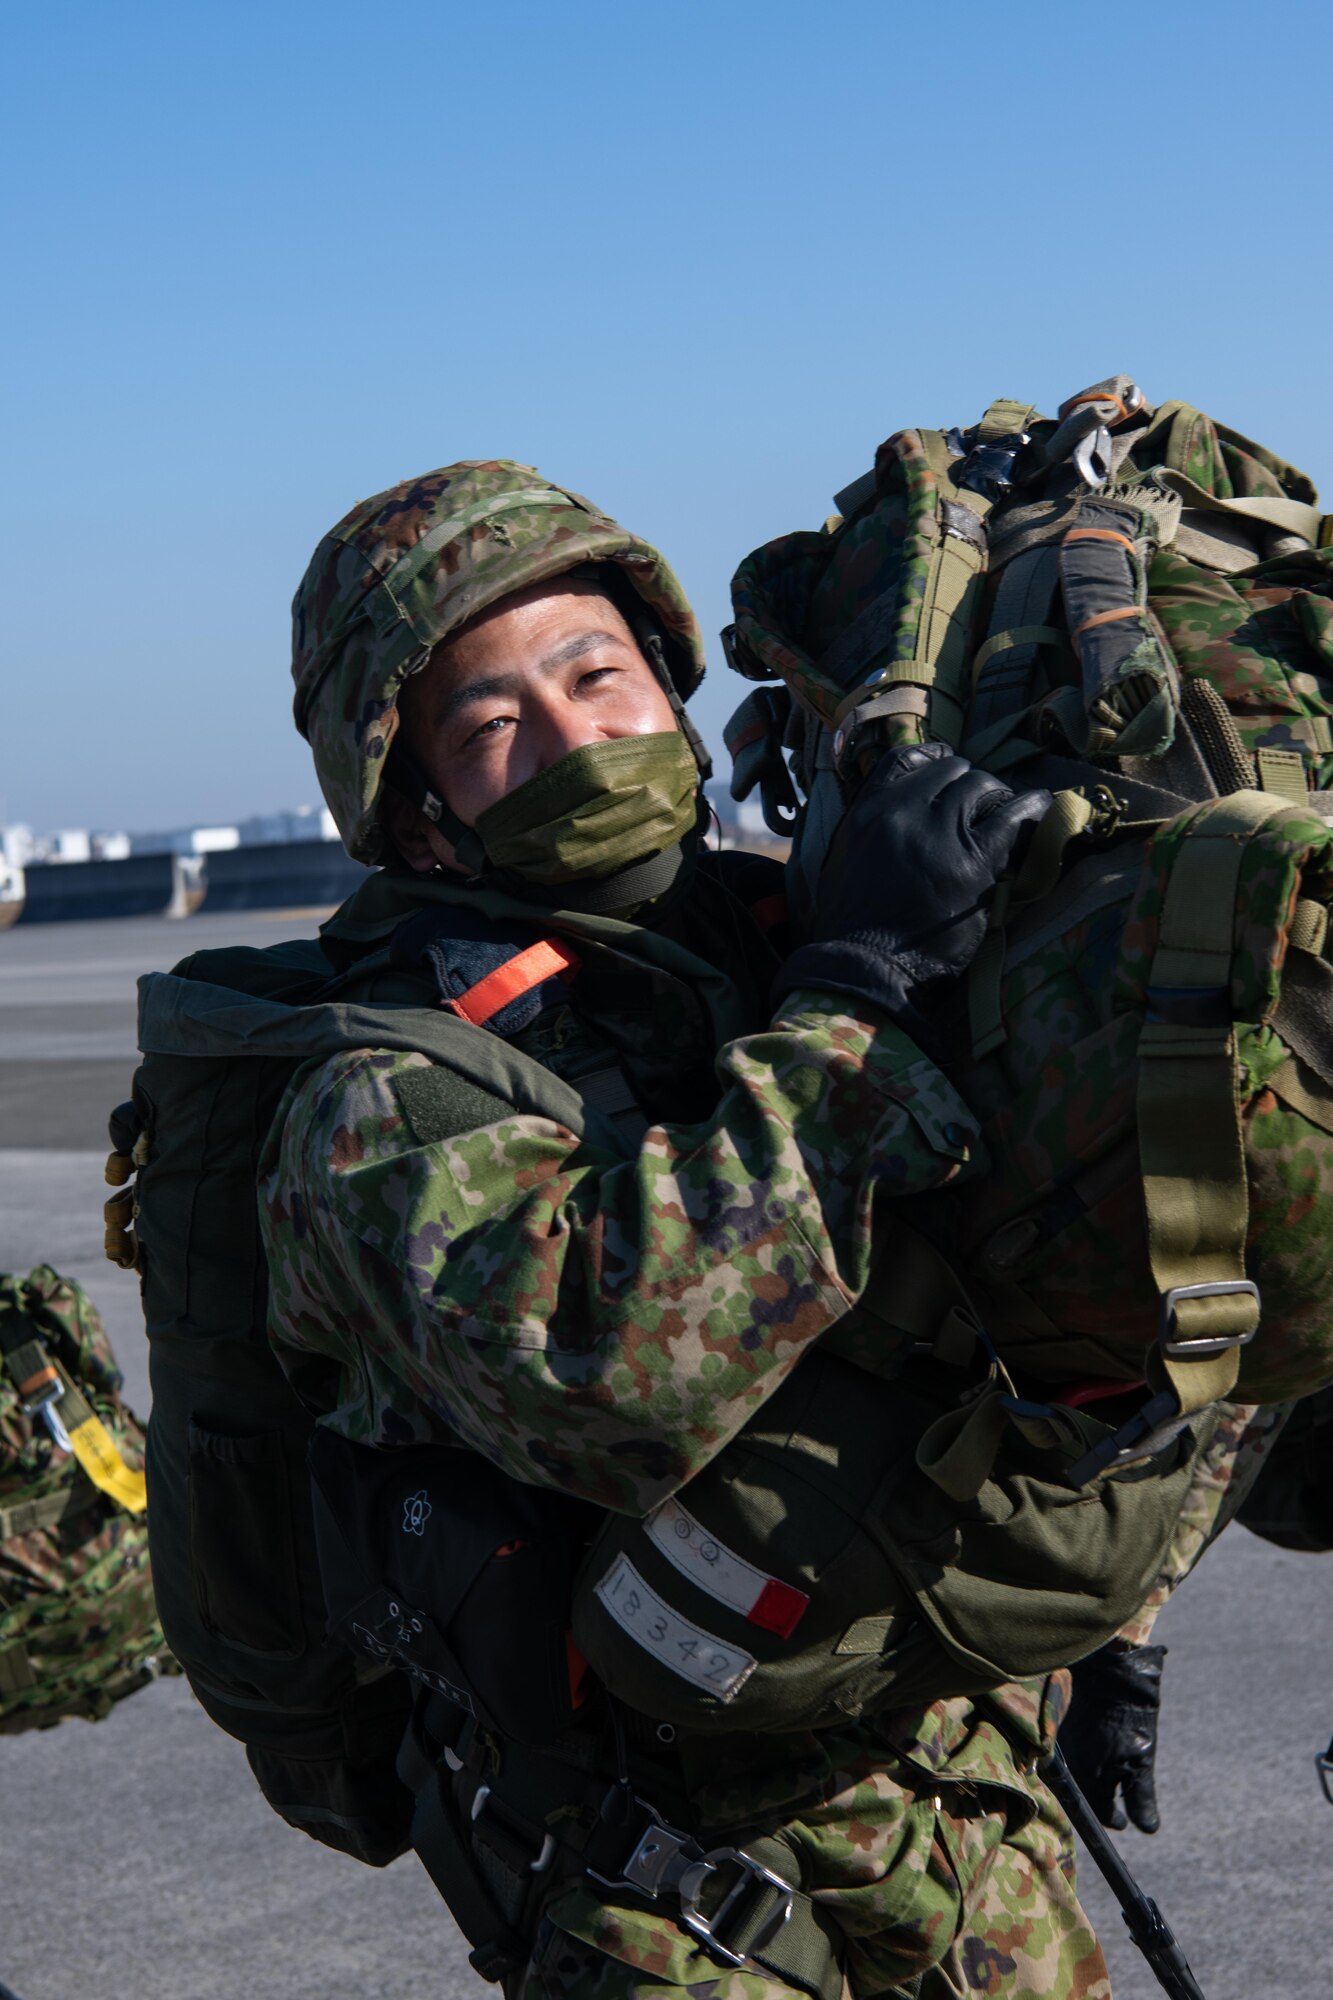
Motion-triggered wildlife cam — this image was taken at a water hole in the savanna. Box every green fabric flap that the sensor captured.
[392,1067,516,1146]
[136,972,621,1155]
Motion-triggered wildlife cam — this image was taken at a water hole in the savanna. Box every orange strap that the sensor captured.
[17,1364,59,1402]
[443,938,579,1027]
[1058,389,1133,425]
[1070,605,1142,646]
[1064,527,1138,554]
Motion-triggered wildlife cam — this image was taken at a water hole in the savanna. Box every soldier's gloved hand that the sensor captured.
[1062,1642,1167,1834]
[772,743,1050,1056]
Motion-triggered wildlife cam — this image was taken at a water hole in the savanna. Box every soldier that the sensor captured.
[257,460,1111,1998]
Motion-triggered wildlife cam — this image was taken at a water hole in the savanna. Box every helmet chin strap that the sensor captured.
[384,743,487,875]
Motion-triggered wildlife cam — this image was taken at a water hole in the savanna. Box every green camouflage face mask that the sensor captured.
[472,731,700,887]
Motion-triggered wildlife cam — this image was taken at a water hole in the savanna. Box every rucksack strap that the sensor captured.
[1135,791,1292,1417]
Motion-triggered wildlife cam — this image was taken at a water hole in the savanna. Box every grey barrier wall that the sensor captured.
[198,839,367,912]
[18,853,202,923]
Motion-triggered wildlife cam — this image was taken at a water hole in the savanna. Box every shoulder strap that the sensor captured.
[1133,792,1303,1418]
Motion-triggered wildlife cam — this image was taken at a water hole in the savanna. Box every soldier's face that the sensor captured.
[391,579,677,873]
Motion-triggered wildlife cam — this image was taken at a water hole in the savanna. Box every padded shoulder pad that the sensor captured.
[392,1064,514,1144]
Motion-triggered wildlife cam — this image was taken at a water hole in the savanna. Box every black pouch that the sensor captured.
[308,1429,596,1747]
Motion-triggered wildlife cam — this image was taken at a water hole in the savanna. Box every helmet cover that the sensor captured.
[292,461,705,862]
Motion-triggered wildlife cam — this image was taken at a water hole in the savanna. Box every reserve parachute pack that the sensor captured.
[104,888,701,1864]
[108,857,1217,1782]
[0,1263,170,1731]
[724,376,1333,1447]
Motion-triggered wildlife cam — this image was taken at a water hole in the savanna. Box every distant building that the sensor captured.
[0,825,34,869]
[44,829,92,865]
[130,825,240,856]
[235,805,339,845]
[91,832,131,861]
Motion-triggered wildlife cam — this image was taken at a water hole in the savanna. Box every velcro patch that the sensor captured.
[594,1555,756,1699]
[645,1497,809,1639]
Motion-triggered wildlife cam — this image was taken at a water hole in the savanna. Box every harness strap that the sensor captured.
[399,1704,843,1996]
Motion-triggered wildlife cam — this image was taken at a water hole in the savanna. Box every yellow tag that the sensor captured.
[66,1414,147,1514]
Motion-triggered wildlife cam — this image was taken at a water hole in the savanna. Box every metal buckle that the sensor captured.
[1316,1749,1333,1806]
[1072,424,1113,489]
[677,1847,795,1969]
[21,1380,73,1453]
[619,1819,697,1897]
[1159,1280,1260,1359]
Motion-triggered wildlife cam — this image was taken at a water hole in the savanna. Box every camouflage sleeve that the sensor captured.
[1113,1399,1294,1648]
[259,992,978,1513]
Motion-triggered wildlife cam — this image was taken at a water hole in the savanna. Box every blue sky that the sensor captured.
[4,0,1331,834]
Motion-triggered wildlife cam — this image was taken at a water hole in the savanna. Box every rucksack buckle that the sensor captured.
[1159,1280,1260,1359]
[677,1847,795,1968]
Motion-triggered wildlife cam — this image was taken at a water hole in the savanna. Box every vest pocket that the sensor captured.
[188,1422,304,1658]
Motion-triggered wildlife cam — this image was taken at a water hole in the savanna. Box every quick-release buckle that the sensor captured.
[590,1797,794,1970]
[1159,1280,1261,1359]
[21,1378,73,1453]
[677,1848,795,1968]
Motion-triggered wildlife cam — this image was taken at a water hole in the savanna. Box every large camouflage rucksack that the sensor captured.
[724,376,1333,1452]
[0,1264,170,1730]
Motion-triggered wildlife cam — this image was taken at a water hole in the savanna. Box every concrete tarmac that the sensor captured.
[2,914,1332,1999]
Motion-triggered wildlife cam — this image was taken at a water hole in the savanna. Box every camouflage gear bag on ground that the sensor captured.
[0,1264,170,1730]
[725,378,1333,1456]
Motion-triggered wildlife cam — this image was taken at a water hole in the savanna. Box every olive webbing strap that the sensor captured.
[908,431,992,749]
[1156,470,1323,548]
[1137,792,1290,1416]
[731,1834,844,2000]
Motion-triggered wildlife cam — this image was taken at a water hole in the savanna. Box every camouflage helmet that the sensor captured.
[292,461,707,863]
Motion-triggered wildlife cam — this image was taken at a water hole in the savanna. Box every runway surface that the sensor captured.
[2,913,1331,1999]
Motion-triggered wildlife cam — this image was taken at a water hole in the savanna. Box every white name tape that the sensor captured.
[594,1554,756,1700]
[645,1497,809,1639]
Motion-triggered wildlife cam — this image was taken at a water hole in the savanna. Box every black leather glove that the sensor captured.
[773,743,1051,1055]
[1062,1641,1167,1834]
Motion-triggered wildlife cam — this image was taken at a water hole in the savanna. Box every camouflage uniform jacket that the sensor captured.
[258,862,1107,1996]
[258,859,982,1512]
